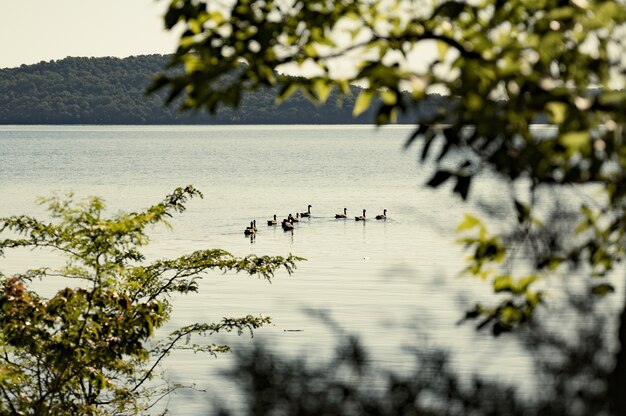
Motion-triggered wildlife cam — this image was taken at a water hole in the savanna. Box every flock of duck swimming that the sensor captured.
[244,205,388,236]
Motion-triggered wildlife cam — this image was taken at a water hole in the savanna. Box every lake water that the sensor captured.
[0,125,538,413]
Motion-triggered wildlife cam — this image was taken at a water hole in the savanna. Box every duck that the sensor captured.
[289,213,300,223]
[267,214,277,226]
[376,209,387,220]
[281,218,294,231]
[335,208,348,219]
[244,221,256,235]
[300,205,312,218]
[355,209,366,221]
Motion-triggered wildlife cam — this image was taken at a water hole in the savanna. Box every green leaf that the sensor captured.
[494,275,513,292]
[210,11,225,26]
[545,102,567,124]
[457,214,481,231]
[276,84,299,105]
[574,219,590,234]
[560,131,590,153]
[516,275,539,293]
[380,90,397,105]
[313,79,332,103]
[353,90,375,116]
[500,306,523,324]
[303,44,318,58]
[436,40,449,60]
[591,283,615,296]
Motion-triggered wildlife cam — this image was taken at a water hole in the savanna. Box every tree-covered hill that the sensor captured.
[0,54,444,125]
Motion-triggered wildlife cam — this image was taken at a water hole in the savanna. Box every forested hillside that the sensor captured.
[0,55,444,124]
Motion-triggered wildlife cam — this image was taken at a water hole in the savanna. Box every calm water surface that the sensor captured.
[0,125,533,413]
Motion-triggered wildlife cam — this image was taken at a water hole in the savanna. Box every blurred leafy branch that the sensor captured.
[154,0,626,335]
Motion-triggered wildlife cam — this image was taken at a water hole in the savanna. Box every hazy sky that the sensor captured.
[0,0,177,69]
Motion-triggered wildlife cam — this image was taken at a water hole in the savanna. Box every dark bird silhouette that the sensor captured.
[244,221,256,235]
[267,214,277,226]
[376,209,387,220]
[300,205,312,218]
[282,218,294,231]
[355,209,366,221]
[335,208,347,219]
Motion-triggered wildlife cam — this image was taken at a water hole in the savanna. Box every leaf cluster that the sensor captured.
[155,0,626,334]
[0,186,302,414]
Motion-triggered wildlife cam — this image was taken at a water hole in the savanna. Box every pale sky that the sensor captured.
[0,0,177,69]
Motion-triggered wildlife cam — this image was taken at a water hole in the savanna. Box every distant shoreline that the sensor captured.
[0,55,442,125]
[0,124,420,132]
[0,122,416,126]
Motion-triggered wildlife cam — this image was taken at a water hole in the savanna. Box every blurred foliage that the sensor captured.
[218,337,528,416]
[0,55,447,124]
[156,0,626,340]
[216,288,612,416]
[0,186,302,414]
